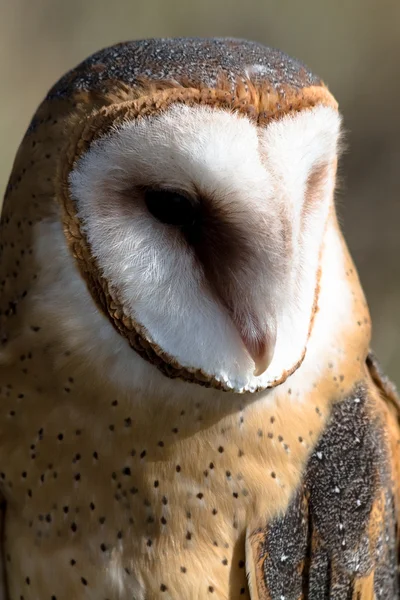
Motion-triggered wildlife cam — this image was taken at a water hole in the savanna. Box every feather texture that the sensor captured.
[0,38,397,599]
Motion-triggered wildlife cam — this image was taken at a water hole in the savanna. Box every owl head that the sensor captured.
[53,47,342,394]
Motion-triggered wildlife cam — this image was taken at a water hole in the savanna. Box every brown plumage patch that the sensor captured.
[81,73,338,122]
[46,38,326,103]
[247,379,400,598]
[366,351,400,409]
[366,351,400,571]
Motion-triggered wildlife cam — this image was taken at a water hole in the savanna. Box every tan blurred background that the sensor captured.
[0,0,399,384]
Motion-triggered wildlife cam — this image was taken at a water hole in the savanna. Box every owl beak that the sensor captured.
[251,341,275,377]
[235,315,277,377]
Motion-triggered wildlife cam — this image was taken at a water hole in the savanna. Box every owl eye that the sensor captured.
[144,189,199,228]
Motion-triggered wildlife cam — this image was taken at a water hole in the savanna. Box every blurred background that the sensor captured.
[0,0,399,385]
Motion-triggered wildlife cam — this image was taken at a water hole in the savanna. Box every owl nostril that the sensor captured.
[144,188,200,228]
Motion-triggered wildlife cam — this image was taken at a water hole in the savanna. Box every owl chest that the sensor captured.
[0,386,315,599]
[3,457,261,600]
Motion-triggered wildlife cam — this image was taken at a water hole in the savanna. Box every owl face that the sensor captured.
[68,102,341,392]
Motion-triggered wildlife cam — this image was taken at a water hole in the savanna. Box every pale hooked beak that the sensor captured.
[252,341,276,377]
[234,313,277,377]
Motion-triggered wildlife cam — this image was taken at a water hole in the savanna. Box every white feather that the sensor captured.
[41,104,342,393]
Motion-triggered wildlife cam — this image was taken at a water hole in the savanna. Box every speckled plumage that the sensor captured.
[0,38,399,600]
[249,375,400,598]
[48,38,322,98]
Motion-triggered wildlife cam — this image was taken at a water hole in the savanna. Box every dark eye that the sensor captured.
[144,189,199,228]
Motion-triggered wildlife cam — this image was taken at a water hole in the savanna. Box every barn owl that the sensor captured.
[0,37,399,600]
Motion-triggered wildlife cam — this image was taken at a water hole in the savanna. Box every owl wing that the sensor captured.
[246,352,400,600]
